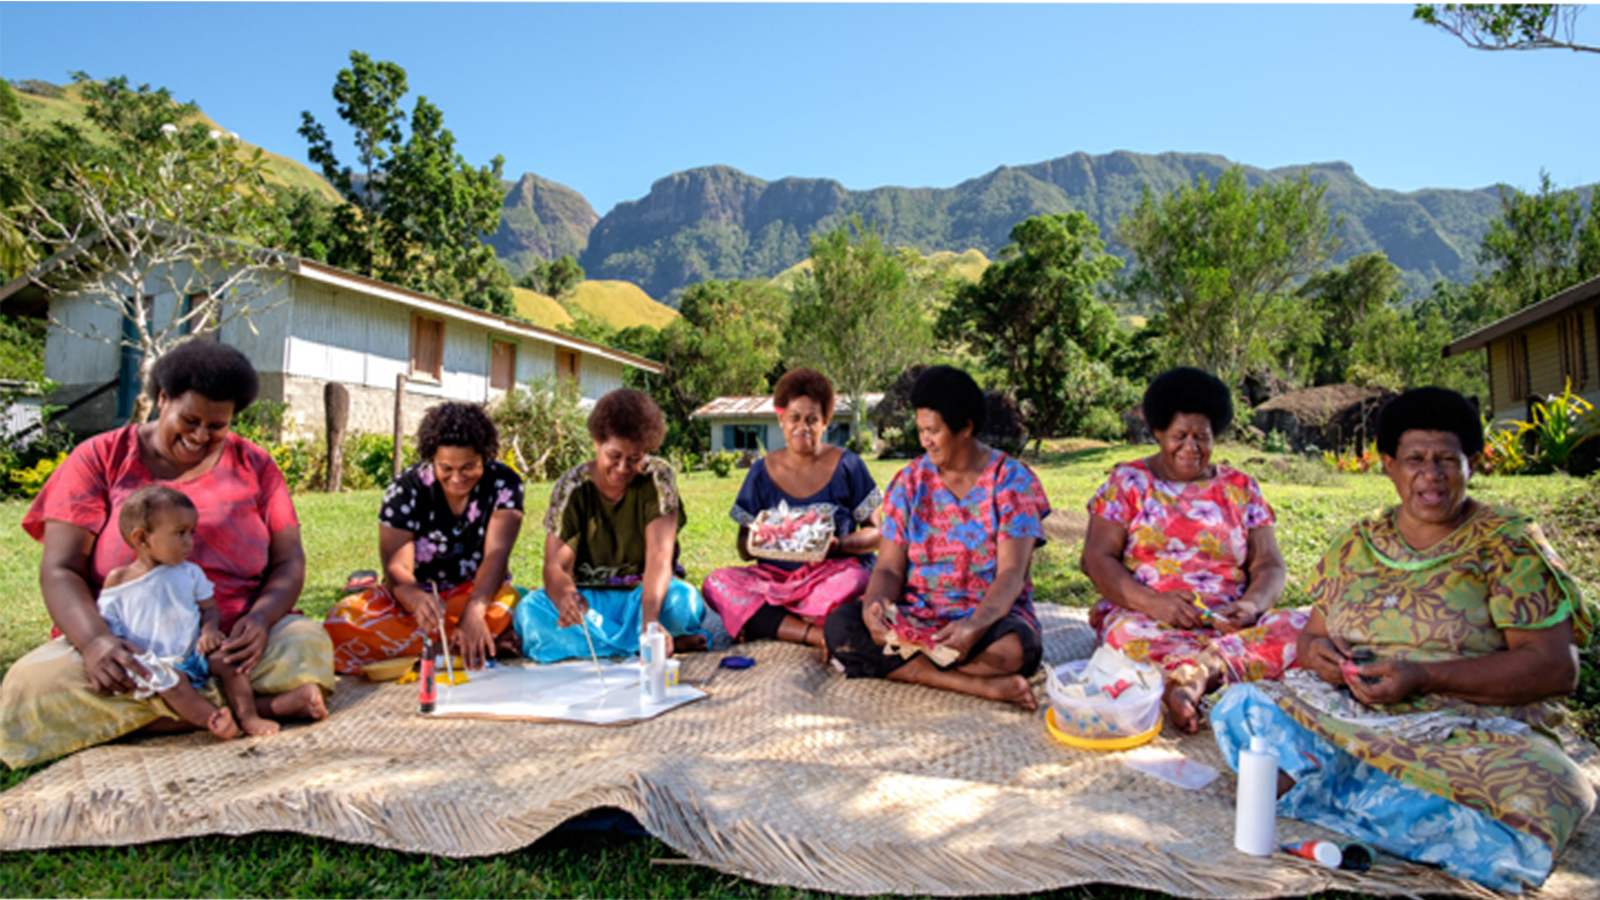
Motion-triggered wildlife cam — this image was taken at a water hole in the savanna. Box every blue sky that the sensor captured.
[2,3,1596,216]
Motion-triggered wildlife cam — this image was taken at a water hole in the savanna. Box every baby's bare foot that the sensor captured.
[207,708,241,740]
[238,714,281,736]
[262,683,329,721]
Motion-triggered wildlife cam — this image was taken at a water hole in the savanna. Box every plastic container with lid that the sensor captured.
[1044,655,1163,750]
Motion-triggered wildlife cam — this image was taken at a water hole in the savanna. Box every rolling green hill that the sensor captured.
[10,81,341,202]
[772,247,990,292]
[565,280,680,330]
[509,286,574,329]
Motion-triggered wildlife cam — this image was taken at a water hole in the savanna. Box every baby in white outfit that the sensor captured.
[99,484,279,738]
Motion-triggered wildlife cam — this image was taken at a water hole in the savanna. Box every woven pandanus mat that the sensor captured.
[1,605,1597,899]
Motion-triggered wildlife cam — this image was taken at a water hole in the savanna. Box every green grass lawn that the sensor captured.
[1,443,1595,898]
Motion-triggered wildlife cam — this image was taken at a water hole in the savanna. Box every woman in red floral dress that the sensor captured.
[1080,367,1306,733]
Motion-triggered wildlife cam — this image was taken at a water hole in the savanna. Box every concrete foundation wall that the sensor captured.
[276,374,462,443]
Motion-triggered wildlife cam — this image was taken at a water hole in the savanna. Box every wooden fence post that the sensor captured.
[324,382,349,492]
[393,373,408,481]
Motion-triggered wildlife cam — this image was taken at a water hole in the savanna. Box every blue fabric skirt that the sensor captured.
[513,579,708,664]
[1212,684,1552,894]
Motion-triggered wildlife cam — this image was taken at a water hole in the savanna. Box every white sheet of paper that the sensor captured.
[430,659,705,724]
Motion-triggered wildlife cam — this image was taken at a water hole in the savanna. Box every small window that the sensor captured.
[555,348,580,384]
[489,339,517,392]
[825,423,851,447]
[411,314,445,381]
[1508,333,1530,401]
[726,424,764,451]
[1558,311,1588,391]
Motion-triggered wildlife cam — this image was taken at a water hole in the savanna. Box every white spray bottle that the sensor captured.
[1234,734,1278,856]
[640,621,668,704]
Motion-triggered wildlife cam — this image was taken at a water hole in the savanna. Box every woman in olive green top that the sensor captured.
[513,389,709,662]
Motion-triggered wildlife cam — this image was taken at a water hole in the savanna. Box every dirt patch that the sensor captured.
[1043,510,1088,546]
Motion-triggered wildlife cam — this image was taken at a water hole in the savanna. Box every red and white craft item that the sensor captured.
[748,501,835,562]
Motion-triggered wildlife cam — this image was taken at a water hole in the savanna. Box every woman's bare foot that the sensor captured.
[672,634,708,654]
[236,713,281,736]
[978,674,1039,711]
[256,683,329,722]
[207,708,241,739]
[1164,678,1206,734]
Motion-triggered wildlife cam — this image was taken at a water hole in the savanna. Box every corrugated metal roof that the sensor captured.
[691,393,884,419]
[1445,272,1600,356]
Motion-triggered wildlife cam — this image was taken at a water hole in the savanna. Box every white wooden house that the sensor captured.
[0,252,663,439]
[690,394,882,453]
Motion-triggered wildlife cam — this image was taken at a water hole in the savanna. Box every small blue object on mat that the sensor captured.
[720,655,755,669]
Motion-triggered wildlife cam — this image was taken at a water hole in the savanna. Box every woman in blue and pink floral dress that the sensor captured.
[1081,368,1305,733]
[824,366,1049,710]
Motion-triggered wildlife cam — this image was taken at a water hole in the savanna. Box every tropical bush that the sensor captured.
[706,450,740,478]
[1522,382,1600,473]
[491,376,590,482]
[1487,382,1600,475]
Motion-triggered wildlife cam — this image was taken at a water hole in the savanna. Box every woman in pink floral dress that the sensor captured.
[1080,368,1306,733]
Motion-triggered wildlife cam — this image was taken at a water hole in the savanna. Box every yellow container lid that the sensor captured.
[1045,705,1162,751]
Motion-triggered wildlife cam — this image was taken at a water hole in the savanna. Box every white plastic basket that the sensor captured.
[1045,658,1163,743]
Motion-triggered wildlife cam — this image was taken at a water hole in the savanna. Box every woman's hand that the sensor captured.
[931,618,985,662]
[1139,590,1209,630]
[396,585,445,635]
[453,602,496,669]
[1346,658,1429,706]
[220,611,269,676]
[862,597,893,646]
[82,633,148,694]
[1300,634,1354,687]
[1209,601,1261,635]
[553,591,589,629]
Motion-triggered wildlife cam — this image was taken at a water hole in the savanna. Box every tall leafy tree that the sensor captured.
[937,212,1122,439]
[1293,252,1406,386]
[674,279,790,406]
[1477,172,1600,312]
[1118,167,1340,390]
[786,215,933,441]
[1415,4,1598,53]
[299,51,510,313]
[518,254,585,299]
[3,95,283,423]
[298,52,406,276]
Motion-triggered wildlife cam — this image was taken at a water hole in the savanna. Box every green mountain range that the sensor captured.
[5,77,1536,310]
[572,153,1514,300]
[487,173,598,276]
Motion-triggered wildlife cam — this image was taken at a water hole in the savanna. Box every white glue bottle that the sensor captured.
[1234,734,1278,856]
[640,622,668,704]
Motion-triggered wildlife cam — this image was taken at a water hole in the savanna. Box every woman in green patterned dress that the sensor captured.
[1211,386,1595,892]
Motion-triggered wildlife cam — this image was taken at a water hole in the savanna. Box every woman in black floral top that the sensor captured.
[324,403,524,672]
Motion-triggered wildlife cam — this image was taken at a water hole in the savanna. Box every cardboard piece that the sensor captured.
[429,659,705,724]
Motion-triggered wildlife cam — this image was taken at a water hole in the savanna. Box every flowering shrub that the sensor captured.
[7,450,66,498]
[1322,441,1378,474]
